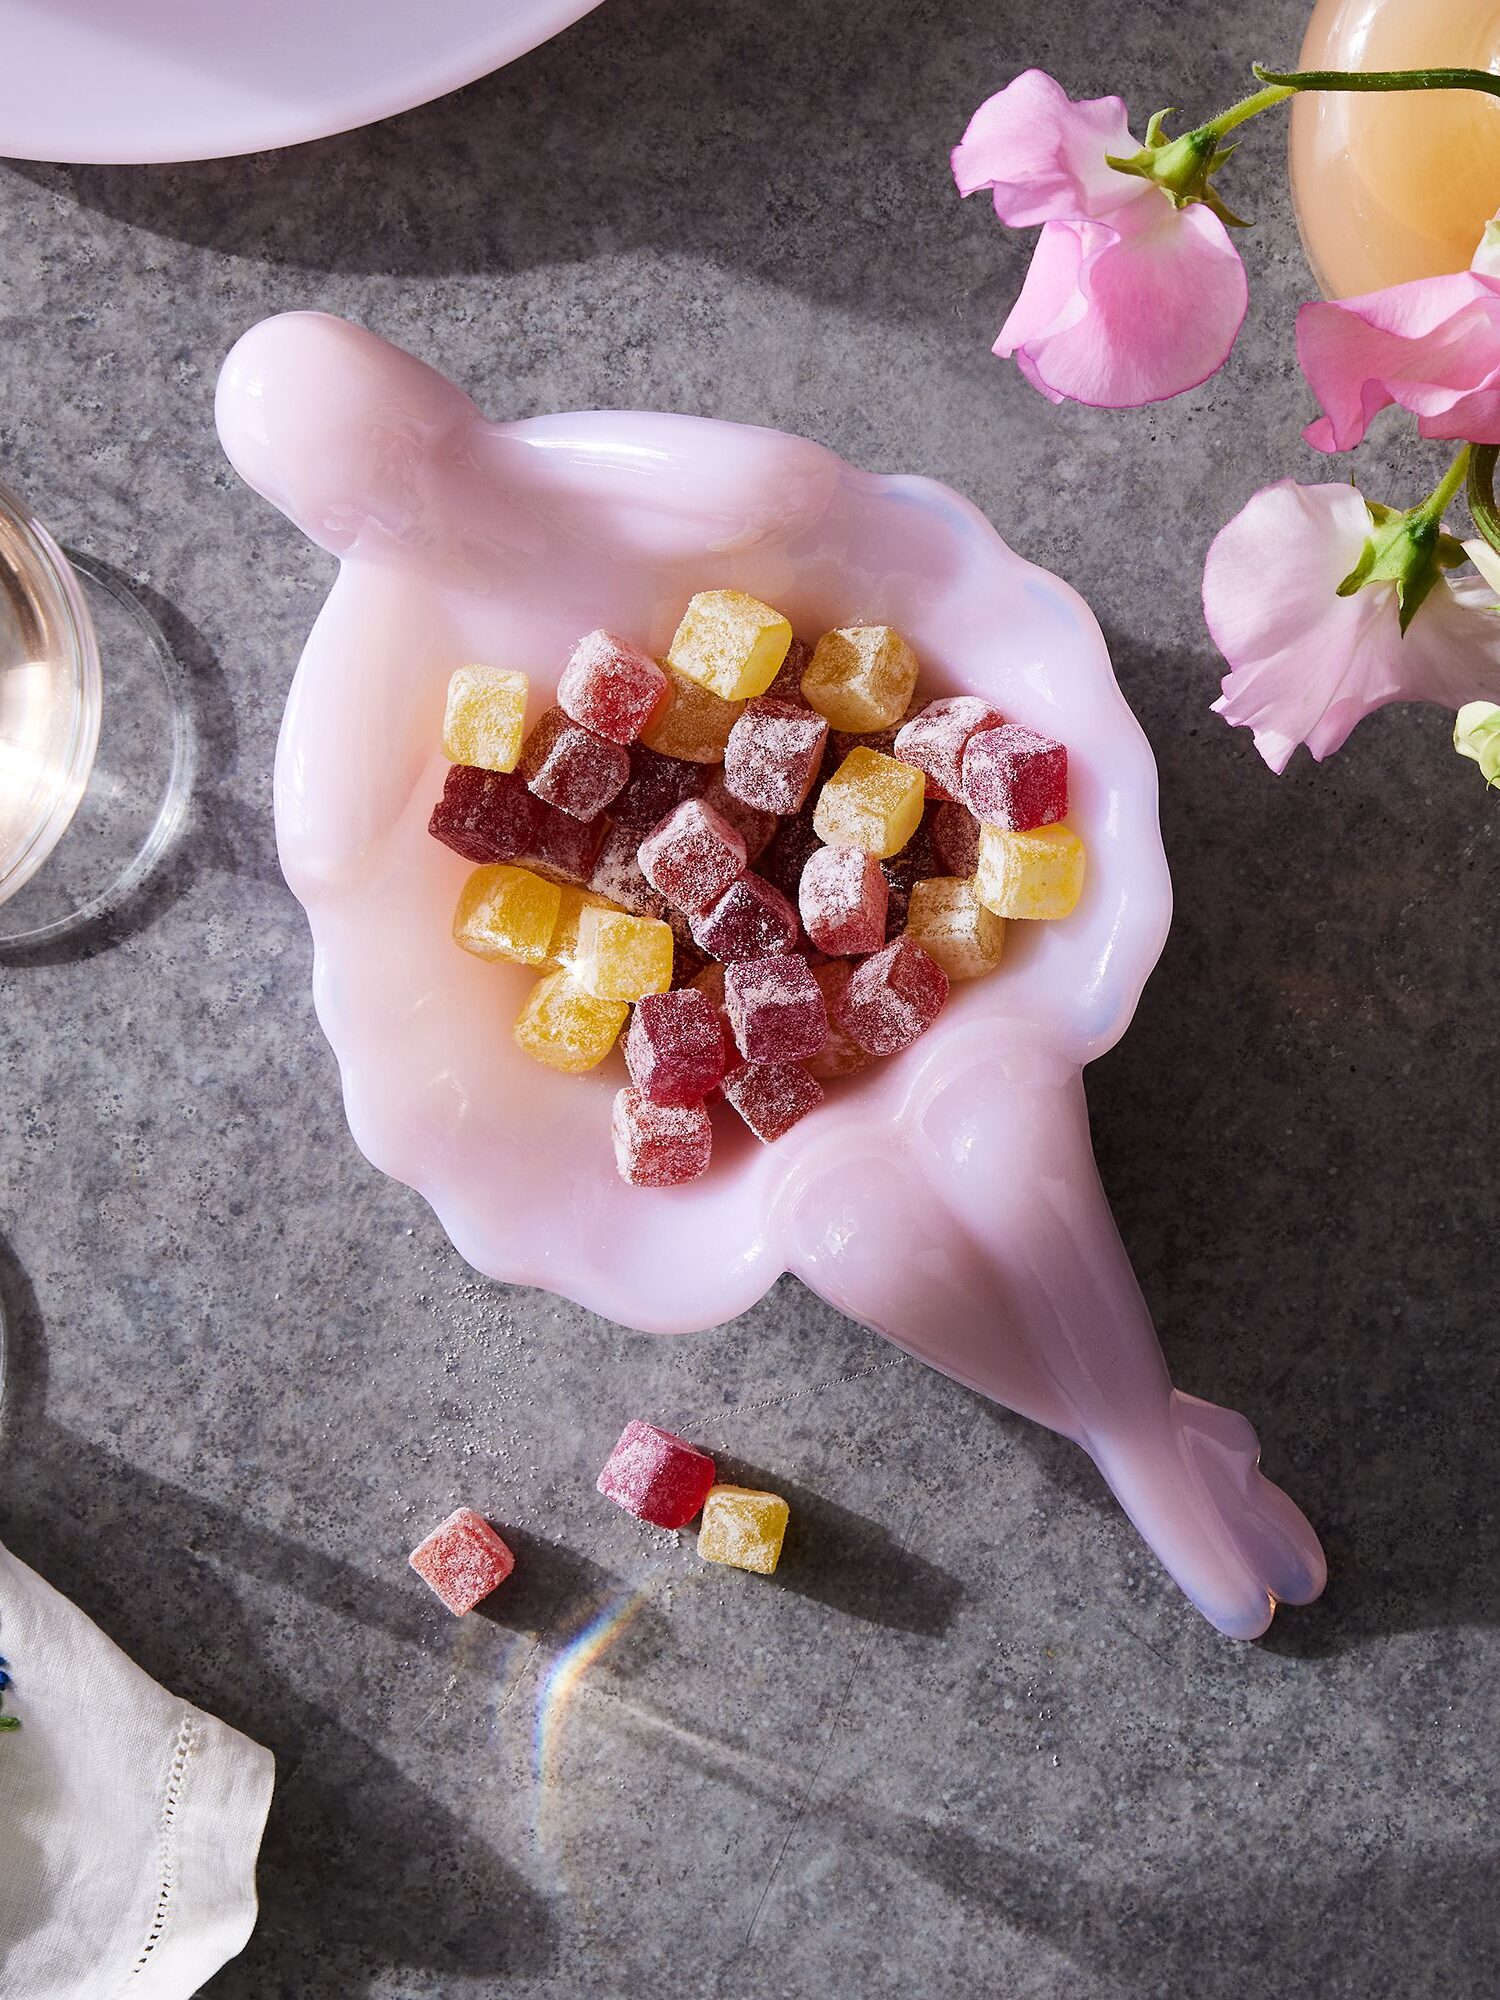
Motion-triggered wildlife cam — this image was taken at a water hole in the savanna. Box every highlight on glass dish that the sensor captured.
[215,309,1327,1641]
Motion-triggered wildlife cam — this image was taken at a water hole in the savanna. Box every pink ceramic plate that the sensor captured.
[217,313,1327,1640]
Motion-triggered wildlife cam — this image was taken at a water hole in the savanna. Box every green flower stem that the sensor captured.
[1194,81,1297,142]
[1468,445,1500,558]
[1415,444,1473,533]
[1255,62,1500,101]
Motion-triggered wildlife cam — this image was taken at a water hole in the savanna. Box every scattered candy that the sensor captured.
[638,799,747,915]
[668,589,793,701]
[520,706,631,820]
[692,872,801,962]
[557,630,667,745]
[724,698,828,815]
[798,844,888,955]
[453,864,562,966]
[429,764,540,865]
[804,960,872,1080]
[611,745,710,834]
[931,799,981,878]
[894,695,1004,801]
[640,662,744,763]
[801,625,919,732]
[724,953,829,1064]
[575,906,674,1002]
[514,970,627,1072]
[962,723,1068,831]
[975,823,1087,920]
[625,988,728,1106]
[525,801,607,886]
[597,1420,717,1526]
[813,748,926,860]
[611,1088,713,1187]
[835,935,949,1055]
[409,1507,515,1615]
[721,1058,823,1142]
[697,1485,790,1575]
[905,875,1005,981]
[442,666,529,773]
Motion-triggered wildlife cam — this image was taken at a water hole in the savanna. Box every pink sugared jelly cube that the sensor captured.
[591,825,669,919]
[835,936,949,1056]
[638,799,747,915]
[611,746,709,835]
[625,988,727,1106]
[520,707,631,820]
[611,1088,713,1187]
[721,1059,824,1143]
[798,844,888,955]
[597,1419,717,1528]
[691,872,800,962]
[724,698,829,815]
[894,696,1004,801]
[932,800,980,878]
[724,953,828,1064]
[557,630,668,745]
[429,765,540,865]
[409,1507,516,1616]
[525,802,607,885]
[961,724,1068,830]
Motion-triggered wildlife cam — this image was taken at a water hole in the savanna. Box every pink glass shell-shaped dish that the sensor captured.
[216,314,1327,1641]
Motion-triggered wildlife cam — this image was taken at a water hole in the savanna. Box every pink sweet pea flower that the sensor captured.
[952,69,1248,408]
[1205,480,1500,771]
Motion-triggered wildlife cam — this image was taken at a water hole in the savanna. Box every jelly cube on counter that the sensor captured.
[961,723,1068,830]
[894,695,1004,801]
[625,988,728,1106]
[611,1088,713,1187]
[667,589,793,702]
[691,873,801,962]
[610,745,710,834]
[640,662,745,763]
[798,844,888,955]
[700,771,779,863]
[697,1485,790,1575]
[805,961,872,1080]
[975,823,1086,920]
[542,886,620,971]
[452,864,563,966]
[725,953,828,1064]
[638,799,747,915]
[813,748,926,860]
[590,825,669,920]
[429,765,540,865]
[835,935,949,1056]
[721,1059,823,1142]
[597,1420,718,1527]
[514,970,627,1072]
[931,799,981,879]
[409,1507,516,1615]
[557,630,668,744]
[905,875,1005,981]
[724,698,828,815]
[575,906,674,1001]
[520,707,631,820]
[442,666,529,773]
[802,625,919,732]
[525,802,607,886]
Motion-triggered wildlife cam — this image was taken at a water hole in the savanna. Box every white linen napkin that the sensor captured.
[0,1538,274,1999]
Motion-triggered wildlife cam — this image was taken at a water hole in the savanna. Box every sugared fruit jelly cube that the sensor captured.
[721,1059,823,1142]
[724,698,828,815]
[597,1420,717,1527]
[698,1485,789,1574]
[638,799,747,915]
[409,1507,516,1615]
[690,962,738,1063]
[881,808,939,939]
[525,802,607,886]
[725,953,828,1064]
[906,875,1005,982]
[961,723,1068,830]
[625,988,727,1106]
[611,745,709,834]
[557,630,668,745]
[700,770,777,862]
[835,936,949,1056]
[611,1089,713,1188]
[453,864,562,966]
[442,666,529,773]
[828,694,922,771]
[692,873,800,962]
[759,798,823,902]
[429,765,540,864]
[894,696,1004,801]
[975,823,1086,920]
[542,886,620,971]
[932,800,980,879]
[762,635,811,704]
[520,707,630,820]
[805,961,871,1080]
[591,825,668,920]
[514,970,627,1072]
[575,905,674,1001]
[640,661,744,762]
[813,748,925,860]
[798,844,888,955]
[802,625,919,732]
[666,909,709,990]
[667,589,793,702]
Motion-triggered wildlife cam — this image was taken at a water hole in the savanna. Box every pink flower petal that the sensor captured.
[1298,271,1500,450]
[952,68,1145,226]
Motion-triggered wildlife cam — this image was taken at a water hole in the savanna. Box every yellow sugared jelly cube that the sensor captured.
[513,970,627,1073]
[442,665,529,772]
[639,661,743,763]
[666,589,792,701]
[976,823,1087,920]
[812,747,926,860]
[697,1484,789,1575]
[574,905,674,1002]
[801,625,919,732]
[542,886,621,972]
[453,865,562,966]
[906,874,1005,980]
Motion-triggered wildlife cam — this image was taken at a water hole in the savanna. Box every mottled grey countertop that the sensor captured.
[1,0,1496,1994]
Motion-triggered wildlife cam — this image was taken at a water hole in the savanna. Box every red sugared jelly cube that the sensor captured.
[798,844,888,955]
[761,635,811,705]
[724,953,828,1064]
[557,630,668,745]
[932,799,980,878]
[638,799,747,915]
[597,1419,717,1528]
[611,1088,713,1187]
[409,1507,516,1616]
[691,872,800,962]
[625,988,727,1106]
[611,746,709,835]
[520,707,630,820]
[724,698,829,815]
[700,770,777,862]
[591,825,669,918]
[721,1060,824,1143]
[429,765,540,864]
[894,696,1004,801]
[836,936,949,1055]
[525,802,607,885]
[961,724,1068,830]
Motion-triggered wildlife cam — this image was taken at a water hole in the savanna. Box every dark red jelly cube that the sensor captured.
[761,635,811,705]
[932,800,980,878]
[610,1089,713,1188]
[881,808,940,939]
[638,800,747,915]
[835,936,949,1056]
[691,873,800,963]
[625,988,728,1106]
[721,1060,824,1143]
[610,746,710,836]
[961,724,1068,830]
[724,954,828,1064]
[798,844,888,955]
[759,798,824,903]
[591,824,669,918]
[724,698,828,815]
[557,630,668,745]
[597,1419,717,1528]
[700,770,778,862]
[428,764,539,864]
[894,696,1004,801]
[520,706,630,820]
[525,802,607,885]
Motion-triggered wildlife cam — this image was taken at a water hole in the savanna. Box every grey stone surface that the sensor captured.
[0,0,1496,1993]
